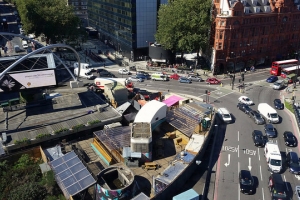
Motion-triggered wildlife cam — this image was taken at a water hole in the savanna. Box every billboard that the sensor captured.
[0,69,56,92]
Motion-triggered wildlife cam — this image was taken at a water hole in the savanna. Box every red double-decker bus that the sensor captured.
[280,65,299,78]
[270,59,298,76]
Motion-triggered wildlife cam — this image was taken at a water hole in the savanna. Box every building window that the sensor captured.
[219,31,223,39]
[218,43,222,49]
[230,42,236,48]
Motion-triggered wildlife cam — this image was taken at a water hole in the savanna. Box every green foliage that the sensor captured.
[0,155,63,199]
[87,119,101,125]
[13,154,35,170]
[14,137,30,145]
[155,0,212,54]
[72,124,85,131]
[36,133,52,139]
[54,128,69,135]
[16,0,80,42]
[284,100,294,113]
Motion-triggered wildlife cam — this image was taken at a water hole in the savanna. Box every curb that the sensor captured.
[282,95,300,134]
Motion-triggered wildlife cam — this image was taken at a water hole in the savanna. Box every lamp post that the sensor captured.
[295,52,299,87]
[230,52,237,90]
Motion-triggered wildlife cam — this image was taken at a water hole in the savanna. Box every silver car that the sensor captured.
[128,76,144,82]
[188,75,202,82]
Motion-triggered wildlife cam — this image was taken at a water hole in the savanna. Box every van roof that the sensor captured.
[218,108,229,114]
[266,142,281,156]
[258,103,276,112]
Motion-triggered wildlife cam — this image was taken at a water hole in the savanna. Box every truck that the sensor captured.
[94,78,134,91]
[264,142,282,173]
[73,62,95,79]
[258,103,279,123]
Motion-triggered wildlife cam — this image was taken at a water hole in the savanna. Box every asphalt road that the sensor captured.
[212,84,300,200]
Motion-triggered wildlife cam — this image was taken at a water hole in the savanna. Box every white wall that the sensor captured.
[136,0,157,48]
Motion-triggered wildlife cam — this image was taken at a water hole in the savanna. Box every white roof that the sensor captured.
[134,100,167,123]
[185,134,205,153]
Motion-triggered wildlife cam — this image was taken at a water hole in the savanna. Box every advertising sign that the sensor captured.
[0,69,56,92]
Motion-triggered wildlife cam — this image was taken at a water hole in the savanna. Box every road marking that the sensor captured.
[260,165,263,181]
[238,131,239,141]
[238,162,240,200]
[283,175,289,191]
[223,146,238,152]
[262,188,265,200]
[238,145,239,157]
[243,148,256,156]
[258,148,260,161]
[248,157,252,171]
[224,154,231,167]
[295,175,300,180]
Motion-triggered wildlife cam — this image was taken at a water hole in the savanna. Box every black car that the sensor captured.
[268,174,287,200]
[239,170,254,194]
[96,69,108,74]
[264,124,276,138]
[249,110,265,125]
[274,99,284,109]
[99,71,116,78]
[237,103,252,114]
[252,130,265,147]
[286,152,300,174]
[283,131,297,147]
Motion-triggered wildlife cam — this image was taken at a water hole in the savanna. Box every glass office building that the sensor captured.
[88,0,160,61]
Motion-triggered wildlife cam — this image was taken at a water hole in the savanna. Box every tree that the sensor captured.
[155,0,212,58]
[16,0,80,43]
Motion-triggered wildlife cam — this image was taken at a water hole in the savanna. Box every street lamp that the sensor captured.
[230,52,237,90]
[295,52,299,87]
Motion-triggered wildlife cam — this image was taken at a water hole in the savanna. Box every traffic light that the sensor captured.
[239,79,241,83]
[241,73,245,81]
[232,75,235,82]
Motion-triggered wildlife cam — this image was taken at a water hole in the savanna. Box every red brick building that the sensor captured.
[211,0,300,73]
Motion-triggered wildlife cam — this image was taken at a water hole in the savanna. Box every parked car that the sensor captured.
[118,68,131,75]
[238,96,254,105]
[170,73,181,80]
[249,110,265,125]
[188,75,202,82]
[22,40,28,49]
[274,99,284,110]
[129,66,136,71]
[283,131,297,147]
[96,69,108,74]
[266,75,278,83]
[137,71,150,77]
[206,78,221,84]
[179,77,192,83]
[252,130,265,147]
[237,103,252,114]
[286,152,300,174]
[273,80,285,90]
[239,170,255,194]
[264,124,277,138]
[128,76,143,82]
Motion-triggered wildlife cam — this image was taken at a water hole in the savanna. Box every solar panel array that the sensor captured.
[166,104,202,137]
[50,151,96,197]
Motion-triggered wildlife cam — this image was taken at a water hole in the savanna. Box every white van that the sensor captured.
[22,40,28,49]
[264,142,282,173]
[258,103,279,123]
[217,108,232,123]
[151,73,168,81]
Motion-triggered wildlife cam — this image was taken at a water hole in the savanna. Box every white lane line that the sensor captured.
[260,165,263,181]
[262,188,265,200]
[238,131,239,141]
[238,145,239,158]
[238,162,240,200]
[283,175,289,191]
[258,148,260,161]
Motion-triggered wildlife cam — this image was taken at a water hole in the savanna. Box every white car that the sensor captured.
[238,96,254,105]
[118,68,131,75]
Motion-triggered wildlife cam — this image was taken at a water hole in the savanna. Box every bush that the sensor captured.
[36,133,52,139]
[14,138,30,145]
[53,128,69,135]
[72,124,85,131]
[87,120,101,125]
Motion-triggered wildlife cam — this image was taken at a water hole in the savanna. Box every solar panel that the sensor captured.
[50,151,96,197]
